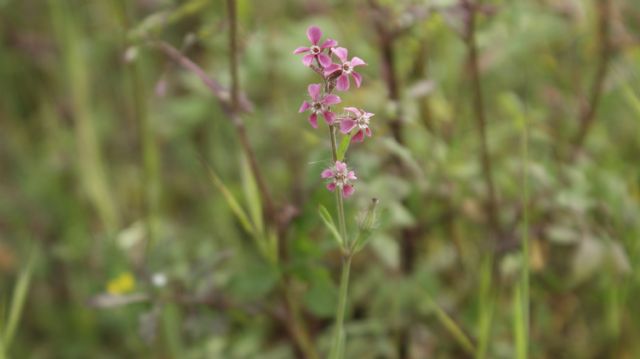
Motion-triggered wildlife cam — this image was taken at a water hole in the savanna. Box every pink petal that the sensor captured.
[322,94,341,105]
[309,113,318,128]
[321,39,337,48]
[350,57,366,67]
[298,101,310,113]
[326,182,337,192]
[307,26,322,45]
[352,129,364,142]
[323,64,341,76]
[352,72,362,88]
[336,74,350,91]
[321,169,334,179]
[335,161,347,172]
[293,47,310,54]
[307,83,322,101]
[323,111,335,125]
[317,53,333,68]
[340,119,357,134]
[344,107,361,116]
[347,171,357,180]
[366,127,372,137]
[342,184,355,198]
[333,47,348,63]
[302,54,315,67]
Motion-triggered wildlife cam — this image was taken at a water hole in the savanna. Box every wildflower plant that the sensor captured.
[294,25,379,359]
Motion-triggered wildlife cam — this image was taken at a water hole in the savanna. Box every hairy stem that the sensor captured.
[329,255,352,359]
[329,125,349,246]
[326,103,350,359]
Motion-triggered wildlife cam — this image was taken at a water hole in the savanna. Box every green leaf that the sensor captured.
[303,272,338,317]
[241,154,264,236]
[206,166,255,237]
[336,133,353,161]
[2,252,34,352]
[318,205,344,249]
[425,293,475,355]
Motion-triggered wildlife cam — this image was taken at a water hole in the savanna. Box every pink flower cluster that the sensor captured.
[294,26,374,198]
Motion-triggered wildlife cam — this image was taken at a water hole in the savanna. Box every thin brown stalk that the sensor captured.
[464,0,500,240]
[226,2,317,358]
[572,0,612,152]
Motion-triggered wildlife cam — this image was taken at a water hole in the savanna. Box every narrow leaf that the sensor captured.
[206,166,255,236]
[2,253,34,350]
[318,205,344,249]
[336,133,353,161]
[425,293,475,355]
[241,154,264,236]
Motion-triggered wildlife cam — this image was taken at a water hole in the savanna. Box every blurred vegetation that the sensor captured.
[1,0,640,358]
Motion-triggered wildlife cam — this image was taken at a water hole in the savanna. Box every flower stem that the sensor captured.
[328,125,349,247]
[329,254,352,359]
[327,123,352,358]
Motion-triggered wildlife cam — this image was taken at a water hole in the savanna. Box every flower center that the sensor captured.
[356,115,369,129]
[311,46,321,55]
[334,168,349,186]
[342,62,352,74]
[312,102,323,113]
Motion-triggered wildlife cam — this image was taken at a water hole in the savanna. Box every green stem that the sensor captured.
[329,125,349,247]
[329,255,352,359]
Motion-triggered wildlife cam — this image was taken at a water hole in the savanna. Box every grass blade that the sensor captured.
[206,166,255,237]
[425,293,476,355]
[1,253,34,353]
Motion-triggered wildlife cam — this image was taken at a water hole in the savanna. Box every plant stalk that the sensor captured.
[465,1,500,240]
[329,255,352,359]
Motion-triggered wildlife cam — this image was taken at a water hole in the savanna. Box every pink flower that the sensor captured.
[324,47,366,91]
[321,161,357,198]
[293,26,338,68]
[339,107,374,142]
[299,83,341,128]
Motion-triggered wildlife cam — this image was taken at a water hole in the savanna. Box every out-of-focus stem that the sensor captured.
[226,0,276,223]
[465,1,500,240]
[226,2,316,358]
[111,0,159,257]
[48,0,120,232]
[572,0,612,153]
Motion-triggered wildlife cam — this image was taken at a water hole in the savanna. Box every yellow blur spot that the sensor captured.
[106,272,136,295]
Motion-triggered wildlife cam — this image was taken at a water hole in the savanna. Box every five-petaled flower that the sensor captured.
[339,107,374,142]
[321,161,357,198]
[295,26,373,200]
[299,83,341,128]
[324,47,366,91]
[293,26,337,68]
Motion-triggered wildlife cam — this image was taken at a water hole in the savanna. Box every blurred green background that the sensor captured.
[2,0,640,358]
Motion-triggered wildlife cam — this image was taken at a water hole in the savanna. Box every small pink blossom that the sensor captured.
[339,107,374,142]
[299,83,341,128]
[324,47,366,91]
[293,26,338,68]
[321,161,357,198]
